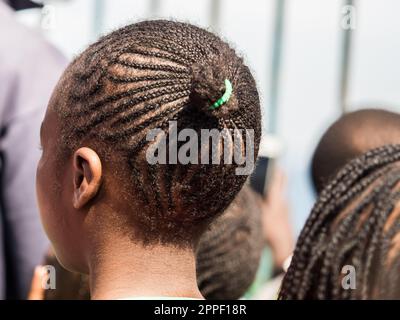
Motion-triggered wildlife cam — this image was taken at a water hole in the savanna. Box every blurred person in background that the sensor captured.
[252,167,294,299]
[279,145,400,299]
[28,249,90,300]
[260,167,294,273]
[273,108,400,299]
[196,185,264,300]
[0,0,66,299]
[311,108,400,194]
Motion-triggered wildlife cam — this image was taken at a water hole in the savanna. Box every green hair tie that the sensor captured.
[209,79,233,110]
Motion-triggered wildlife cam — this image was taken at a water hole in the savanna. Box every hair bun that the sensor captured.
[190,55,238,116]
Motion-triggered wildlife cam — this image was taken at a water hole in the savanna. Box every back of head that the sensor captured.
[196,186,263,299]
[49,20,261,246]
[311,109,400,193]
[280,144,400,299]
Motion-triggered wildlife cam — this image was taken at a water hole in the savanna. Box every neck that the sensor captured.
[88,236,203,300]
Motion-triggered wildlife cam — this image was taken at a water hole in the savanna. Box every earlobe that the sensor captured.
[72,147,102,209]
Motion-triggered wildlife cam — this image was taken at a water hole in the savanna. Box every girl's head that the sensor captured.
[36,20,261,273]
[279,144,400,299]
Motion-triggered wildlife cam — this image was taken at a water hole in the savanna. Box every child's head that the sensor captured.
[280,144,400,299]
[36,20,261,274]
[311,109,400,193]
[196,185,263,299]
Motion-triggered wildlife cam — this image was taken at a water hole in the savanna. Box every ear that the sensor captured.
[72,147,102,209]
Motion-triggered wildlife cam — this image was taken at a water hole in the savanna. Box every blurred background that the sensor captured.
[14,0,400,234]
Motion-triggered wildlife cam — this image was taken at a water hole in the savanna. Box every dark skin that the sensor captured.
[36,107,203,299]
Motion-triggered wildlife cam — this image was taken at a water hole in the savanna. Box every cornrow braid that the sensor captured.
[49,20,261,245]
[279,144,400,299]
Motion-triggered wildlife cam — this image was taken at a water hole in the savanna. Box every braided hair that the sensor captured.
[279,144,400,299]
[196,185,263,299]
[48,20,261,245]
